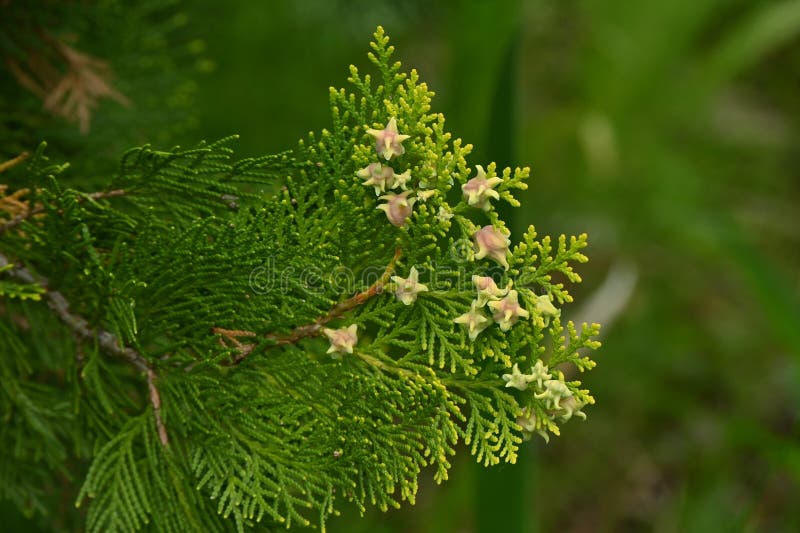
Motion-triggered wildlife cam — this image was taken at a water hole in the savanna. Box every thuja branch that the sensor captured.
[215,247,403,364]
[0,252,169,446]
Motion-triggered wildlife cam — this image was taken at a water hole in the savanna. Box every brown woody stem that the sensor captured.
[0,252,169,446]
[216,247,403,365]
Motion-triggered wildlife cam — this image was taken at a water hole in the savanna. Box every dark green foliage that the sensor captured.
[0,28,598,531]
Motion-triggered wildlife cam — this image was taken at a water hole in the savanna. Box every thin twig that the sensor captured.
[216,247,403,365]
[86,189,127,200]
[269,247,402,343]
[0,252,169,446]
[146,368,168,447]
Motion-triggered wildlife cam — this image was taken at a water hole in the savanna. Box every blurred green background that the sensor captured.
[4,0,800,531]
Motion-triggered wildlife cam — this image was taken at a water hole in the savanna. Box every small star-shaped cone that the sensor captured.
[357,163,395,195]
[436,206,454,222]
[377,191,416,227]
[472,275,509,306]
[488,289,529,331]
[366,117,411,160]
[528,359,552,389]
[532,294,560,326]
[391,266,429,305]
[502,363,533,391]
[516,407,549,443]
[323,324,358,358]
[534,294,559,317]
[517,407,537,433]
[558,396,587,422]
[462,165,502,210]
[416,189,436,202]
[535,379,573,410]
[391,169,411,190]
[473,225,510,269]
[454,301,491,341]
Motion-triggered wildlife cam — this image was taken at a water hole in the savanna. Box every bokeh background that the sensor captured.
[3,0,799,531]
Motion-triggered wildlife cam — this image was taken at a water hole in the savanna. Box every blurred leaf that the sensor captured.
[718,218,800,357]
[705,0,800,83]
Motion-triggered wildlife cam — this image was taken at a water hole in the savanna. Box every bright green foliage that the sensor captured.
[0,28,599,531]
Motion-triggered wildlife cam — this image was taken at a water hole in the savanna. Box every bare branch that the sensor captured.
[216,247,403,365]
[0,252,169,446]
